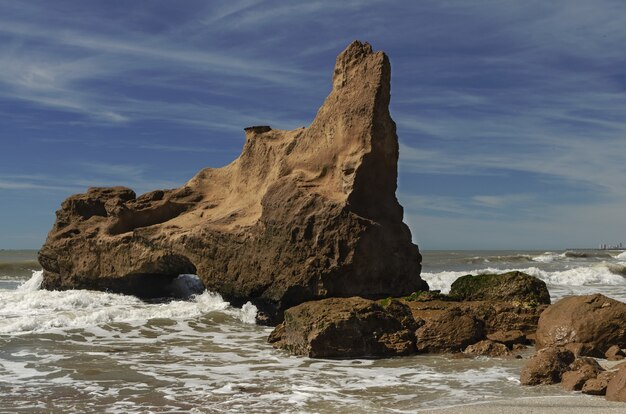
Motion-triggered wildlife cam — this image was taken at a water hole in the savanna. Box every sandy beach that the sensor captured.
[419,395,626,413]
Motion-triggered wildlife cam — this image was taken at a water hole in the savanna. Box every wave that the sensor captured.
[531,252,560,263]
[465,255,534,264]
[0,260,42,277]
[607,263,626,277]
[0,271,257,335]
[422,264,626,295]
[617,251,626,260]
[563,251,612,259]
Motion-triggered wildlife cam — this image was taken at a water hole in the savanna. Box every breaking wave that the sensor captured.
[422,264,626,297]
[0,271,257,335]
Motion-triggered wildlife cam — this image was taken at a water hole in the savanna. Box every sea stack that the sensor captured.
[37,41,428,322]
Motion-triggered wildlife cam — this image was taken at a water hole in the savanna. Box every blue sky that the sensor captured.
[1,0,625,250]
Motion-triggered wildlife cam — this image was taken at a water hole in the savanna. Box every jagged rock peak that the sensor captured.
[38,41,427,324]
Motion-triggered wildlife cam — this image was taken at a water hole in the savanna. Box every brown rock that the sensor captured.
[582,371,617,396]
[606,365,626,402]
[449,271,550,304]
[535,294,626,357]
[520,347,575,385]
[37,41,428,322]
[606,345,626,361]
[268,297,416,358]
[487,329,528,348]
[463,340,511,357]
[415,307,484,353]
[405,300,544,351]
[561,357,604,391]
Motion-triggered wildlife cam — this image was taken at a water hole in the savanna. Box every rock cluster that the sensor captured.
[521,294,626,402]
[38,41,428,322]
[270,271,548,358]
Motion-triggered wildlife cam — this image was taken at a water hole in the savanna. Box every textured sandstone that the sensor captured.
[520,347,575,385]
[560,357,604,391]
[463,340,511,358]
[269,295,545,359]
[582,371,616,396]
[414,307,484,353]
[535,294,626,357]
[268,297,416,358]
[38,41,427,322]
[606,365,626,402]
[406,300,545,346]
[606,345,626,361]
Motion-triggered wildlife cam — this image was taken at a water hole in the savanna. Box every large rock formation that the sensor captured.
[37,41,428,322]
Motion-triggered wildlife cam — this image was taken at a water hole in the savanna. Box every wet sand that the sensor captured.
[419,395,625,413]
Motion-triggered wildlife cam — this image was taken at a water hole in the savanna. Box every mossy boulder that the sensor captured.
[449,271,550,305]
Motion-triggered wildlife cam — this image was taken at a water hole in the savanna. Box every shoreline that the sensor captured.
[418,395,626,413]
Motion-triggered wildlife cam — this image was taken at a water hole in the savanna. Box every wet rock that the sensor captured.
[561,357,604,391]
[268,297,416,358]
[38,41,428,322]
[605,345,626,361]
[536,294,626,357]
[520,347,575,385]
[582,371,617,396]
[449,271,550,305]
[487,329,528,348]
[606,365,626,402]
[405,300,544,351]
[414,307,484,353]
[463,340,511,357]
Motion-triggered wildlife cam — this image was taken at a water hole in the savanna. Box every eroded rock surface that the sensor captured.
[38,41,427,322]
[520,347,575,385]
[535,294,626,357]
[268,297,416,358]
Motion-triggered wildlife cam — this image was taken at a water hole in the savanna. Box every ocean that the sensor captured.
[1,249,625,413]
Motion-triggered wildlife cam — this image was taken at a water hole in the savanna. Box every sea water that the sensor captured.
[1,249,625,413]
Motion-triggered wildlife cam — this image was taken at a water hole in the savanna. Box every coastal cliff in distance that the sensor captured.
[38,41,428,322]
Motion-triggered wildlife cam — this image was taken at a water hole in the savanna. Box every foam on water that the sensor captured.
[423,264,626,299]
[0,271,257,335]
[2,251,623,412]
[617,251,626,260]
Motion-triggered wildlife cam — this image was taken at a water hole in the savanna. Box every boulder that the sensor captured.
[606,365,626,402]
[560,357,604,391]
[520,347,575,385]
[37,41,428,322]
[449,271,550,305]
[268,297,416,358]
[535,294,626,357]
[463,340,511,357]
[582,371,617,396]
[606,345,626,361]
[414,307,484,353]
[486,329,528,348]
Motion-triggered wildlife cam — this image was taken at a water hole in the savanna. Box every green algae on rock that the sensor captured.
[449,271,550,305]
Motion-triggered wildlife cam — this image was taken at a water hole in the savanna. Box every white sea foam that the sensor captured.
[422,264,626,295]
[617,251,626,260]
[0,271,257,335]
[531,252,559,263]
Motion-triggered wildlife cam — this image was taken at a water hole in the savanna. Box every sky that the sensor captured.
[1,0,625,250]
